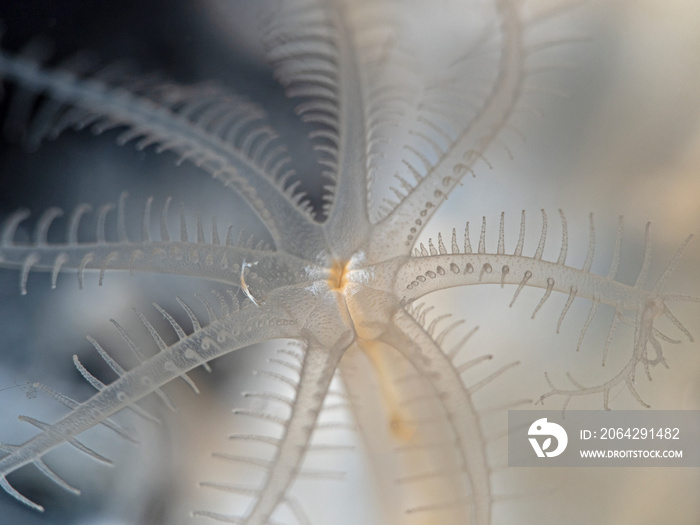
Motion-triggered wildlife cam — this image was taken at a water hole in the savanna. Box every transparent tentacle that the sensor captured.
[0,49,326,256]
[0,294,302,511]
[197,328,352,524]
[0,201,314,296]
[369,0,525,259]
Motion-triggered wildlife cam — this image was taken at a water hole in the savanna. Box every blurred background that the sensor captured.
[0,1,698,524]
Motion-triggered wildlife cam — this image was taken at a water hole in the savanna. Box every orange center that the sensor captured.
[327,259,350,292]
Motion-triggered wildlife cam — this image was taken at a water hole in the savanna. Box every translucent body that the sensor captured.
[0,1,697,524]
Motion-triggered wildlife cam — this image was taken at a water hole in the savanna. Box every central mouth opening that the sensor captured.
[327,259,350,292]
